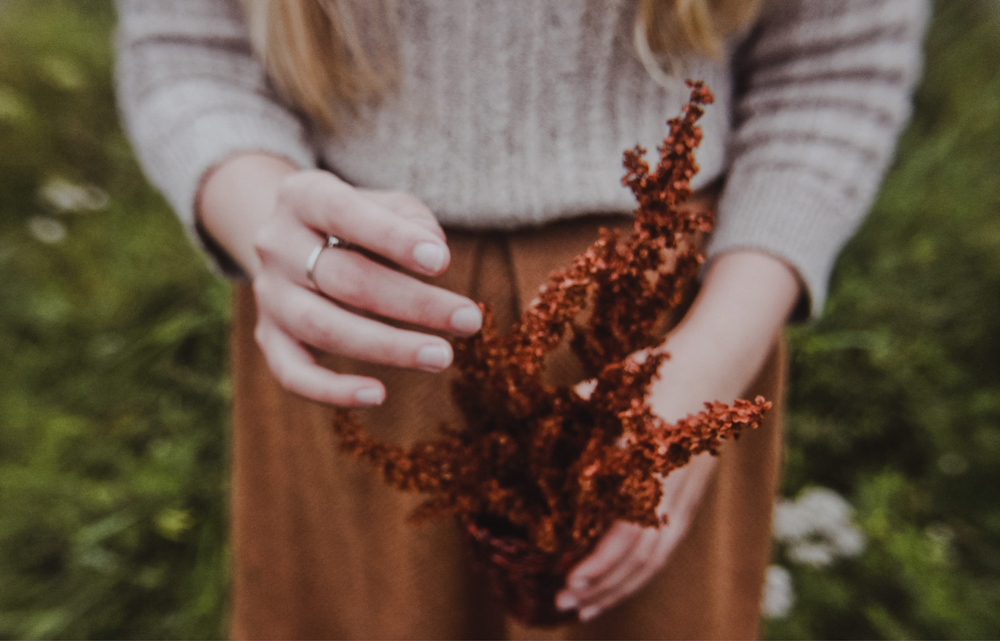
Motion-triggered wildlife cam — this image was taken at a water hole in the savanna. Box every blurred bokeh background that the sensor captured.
[0,0,997,638]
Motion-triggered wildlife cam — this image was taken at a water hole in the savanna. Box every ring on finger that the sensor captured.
[306,235,349,291]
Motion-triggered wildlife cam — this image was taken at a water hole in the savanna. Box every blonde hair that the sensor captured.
[240,0,760,133]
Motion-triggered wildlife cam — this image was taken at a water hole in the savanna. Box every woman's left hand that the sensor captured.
[555,250,803,622]
[556,450,718,621]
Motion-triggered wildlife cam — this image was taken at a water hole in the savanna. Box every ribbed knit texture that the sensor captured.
[114,0,928,316]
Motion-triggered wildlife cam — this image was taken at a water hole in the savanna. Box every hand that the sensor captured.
[198,154,484,407]
[557,451,717,622]
[556,250,802,621]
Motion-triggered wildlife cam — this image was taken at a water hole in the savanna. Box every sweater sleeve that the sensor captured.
[704,0,929,318]
[114,0,317,276]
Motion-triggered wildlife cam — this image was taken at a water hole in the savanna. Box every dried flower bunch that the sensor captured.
[332,81,771,559]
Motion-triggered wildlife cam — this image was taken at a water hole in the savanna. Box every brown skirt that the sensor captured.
[228,213,786,640]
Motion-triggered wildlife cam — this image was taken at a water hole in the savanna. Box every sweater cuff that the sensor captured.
[705,167,861,321]
[152,109,317,278]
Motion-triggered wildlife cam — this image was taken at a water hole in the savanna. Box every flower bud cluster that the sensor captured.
[331,81,772,555]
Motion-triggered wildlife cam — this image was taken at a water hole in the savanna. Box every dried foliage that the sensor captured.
[331,82,771,559]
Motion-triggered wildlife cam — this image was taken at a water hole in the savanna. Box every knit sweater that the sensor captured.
[114,0,928,316]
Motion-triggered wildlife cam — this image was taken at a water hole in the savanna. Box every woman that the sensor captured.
[115,0,927,638]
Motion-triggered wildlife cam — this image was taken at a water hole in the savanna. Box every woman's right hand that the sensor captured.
[197,153,483,407]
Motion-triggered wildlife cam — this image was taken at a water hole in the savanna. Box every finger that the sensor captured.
[259,278,456,372]
[557,523,641,611]
[358,189,446,241]
[582,528,681,621]
[576,462,716,621]
[648,521,687,572]
[573,527,660,615]
[578,546,658,622]
[564,457,720,618]
[315,248,482,335]
[255,317,386,407]
[263,222,481,335]
[657,452,717,520]
[282,172,451,276]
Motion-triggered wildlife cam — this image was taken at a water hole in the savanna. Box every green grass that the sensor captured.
[0,0,998,638]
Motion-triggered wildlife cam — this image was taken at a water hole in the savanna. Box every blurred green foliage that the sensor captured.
[0,0,997,638]
[0,1,230,637]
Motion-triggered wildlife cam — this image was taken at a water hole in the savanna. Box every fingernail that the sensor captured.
[569,576,589,590]
[413,242,447,273]
[450,305,482,334]
[355,387,385,405]
[579,606,600,622]
[556,594,578,611]
[416,344,452,371]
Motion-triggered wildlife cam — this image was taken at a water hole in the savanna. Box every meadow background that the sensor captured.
[0,0,997,638]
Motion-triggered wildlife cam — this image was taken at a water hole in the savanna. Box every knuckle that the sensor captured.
[410,289,451,325]
[378,190,406,208]
[279,171,338,218]
[382,221,413,254]
[275,172,307,209]
[371,334,412,364]
[296,305,324,337]
[329,257,370,303]
[252,226,279,261]
[403,299,442,329]
[327,177,349,198]
[296,306,343,351]
[393,191,423,211]
[346,326,409,365]
[318,175,350,213]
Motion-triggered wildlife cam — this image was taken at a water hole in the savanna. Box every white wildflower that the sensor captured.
[27,216,67,244]
[828,518,865,557]
[761,564,795,619]
[786,541,836,567]
[38,176,108,213]
[774,486,865,568]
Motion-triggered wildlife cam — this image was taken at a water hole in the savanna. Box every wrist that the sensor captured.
[678,251,798,352]
[646,251,799,420]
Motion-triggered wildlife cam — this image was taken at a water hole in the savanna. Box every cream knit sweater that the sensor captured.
[114,0,927,316]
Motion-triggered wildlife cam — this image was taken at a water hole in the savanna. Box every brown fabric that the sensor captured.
[228,212,786,640]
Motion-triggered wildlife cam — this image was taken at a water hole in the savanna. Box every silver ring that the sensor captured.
[306,235,344,290]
